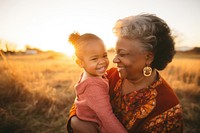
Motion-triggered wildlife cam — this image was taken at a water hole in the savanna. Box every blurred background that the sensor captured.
[0,0,200,133]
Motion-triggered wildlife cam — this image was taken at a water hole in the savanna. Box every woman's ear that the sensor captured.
[76,59,84,68]
[146,52,154,64]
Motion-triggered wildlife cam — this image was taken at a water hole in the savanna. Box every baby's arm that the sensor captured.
[85,82,127,133]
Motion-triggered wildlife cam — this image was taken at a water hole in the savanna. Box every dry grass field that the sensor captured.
[0,51,199,133]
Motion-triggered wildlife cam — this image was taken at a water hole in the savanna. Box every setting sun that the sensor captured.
[0,0,200,52]
[65,45,75,57]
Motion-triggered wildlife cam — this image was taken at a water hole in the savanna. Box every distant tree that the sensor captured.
[6,42,17,53]
[25,44,42,53]
[171,29,184,47]
[0,39,17,53]
[107,47,115,52]
[25,45,33,50]
[0,39,6,52]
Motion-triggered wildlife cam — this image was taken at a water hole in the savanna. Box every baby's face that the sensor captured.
[80,40,109,77]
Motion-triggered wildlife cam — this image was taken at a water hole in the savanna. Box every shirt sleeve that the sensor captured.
[85,82,127,133]
[67,103,76,133]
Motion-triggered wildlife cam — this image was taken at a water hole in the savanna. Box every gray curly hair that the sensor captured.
[113,13,176,70]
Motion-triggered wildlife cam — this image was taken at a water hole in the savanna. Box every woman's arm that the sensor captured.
[67,104,98,133]
[71,116,99,133]
[67,103,76,133]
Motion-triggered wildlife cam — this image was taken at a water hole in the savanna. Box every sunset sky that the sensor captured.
[0,0,200,54]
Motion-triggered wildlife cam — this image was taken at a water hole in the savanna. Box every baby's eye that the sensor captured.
[103,54,108,58]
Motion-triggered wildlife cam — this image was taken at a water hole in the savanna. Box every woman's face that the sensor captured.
[113,37,148,80]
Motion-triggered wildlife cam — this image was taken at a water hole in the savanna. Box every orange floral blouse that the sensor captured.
[109,70,183,132]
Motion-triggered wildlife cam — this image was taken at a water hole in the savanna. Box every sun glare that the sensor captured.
[65,45,75,57]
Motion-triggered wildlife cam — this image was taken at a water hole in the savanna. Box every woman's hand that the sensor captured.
[71,116,99,133]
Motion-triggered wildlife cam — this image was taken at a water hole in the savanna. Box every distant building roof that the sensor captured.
[25,50,37,55]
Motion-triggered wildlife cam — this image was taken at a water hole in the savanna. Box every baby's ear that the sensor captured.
[76,59,84,68]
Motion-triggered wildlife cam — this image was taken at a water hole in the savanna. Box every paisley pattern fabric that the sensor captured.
[111,76,183,132]
[142,104,183,132]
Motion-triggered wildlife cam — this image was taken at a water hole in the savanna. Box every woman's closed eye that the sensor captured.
[91,57,98,61]
[119,53,129,57]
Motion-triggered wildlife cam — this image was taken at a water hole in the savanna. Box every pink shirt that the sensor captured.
[75,76,127,133]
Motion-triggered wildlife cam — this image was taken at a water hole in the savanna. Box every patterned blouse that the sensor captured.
[109,70,183,132]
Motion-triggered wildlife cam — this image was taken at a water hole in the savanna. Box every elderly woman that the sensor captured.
[67,13,183,133]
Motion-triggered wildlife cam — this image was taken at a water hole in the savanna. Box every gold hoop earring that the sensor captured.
[143,66,152,77]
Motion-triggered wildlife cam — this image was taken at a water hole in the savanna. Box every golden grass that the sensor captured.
[0,51,199,133]
[161,56,200,133]
[0,52,79,132]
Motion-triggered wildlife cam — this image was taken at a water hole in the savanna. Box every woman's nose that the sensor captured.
[113,55,119,63]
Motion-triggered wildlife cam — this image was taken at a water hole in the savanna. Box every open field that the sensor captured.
[0,51,200,133]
